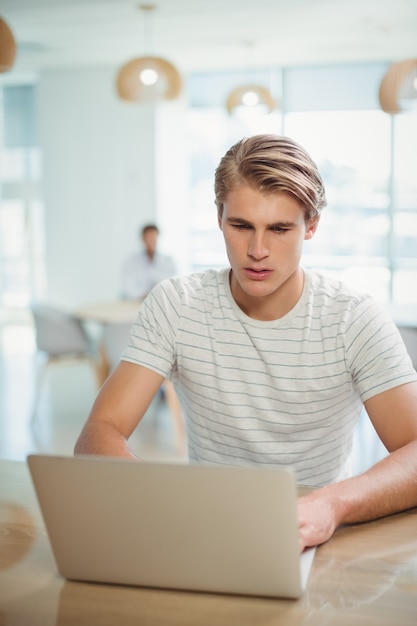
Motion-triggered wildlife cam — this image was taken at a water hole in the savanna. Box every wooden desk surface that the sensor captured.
[1,459,417,625]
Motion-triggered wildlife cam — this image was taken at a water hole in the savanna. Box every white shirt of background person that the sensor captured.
[121,224,177,301]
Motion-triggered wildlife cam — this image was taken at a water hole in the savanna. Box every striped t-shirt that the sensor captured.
[122,268,416,486]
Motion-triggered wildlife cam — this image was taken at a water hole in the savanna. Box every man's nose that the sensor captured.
[248,233,269,259]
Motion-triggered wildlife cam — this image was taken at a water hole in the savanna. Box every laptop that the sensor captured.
[27,454,316,599]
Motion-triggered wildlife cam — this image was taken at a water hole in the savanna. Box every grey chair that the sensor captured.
[31,304,100,422]
[398,326,417,369]
[101,321,133,373]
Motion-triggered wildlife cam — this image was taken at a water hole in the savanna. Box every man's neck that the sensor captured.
[229,268,305,321]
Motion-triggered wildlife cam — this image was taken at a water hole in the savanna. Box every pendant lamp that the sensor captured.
[379,59,417,114]
[226,84,276,115]
[116,4,182,103]
[0,17,17,73]
[225,42,276,116]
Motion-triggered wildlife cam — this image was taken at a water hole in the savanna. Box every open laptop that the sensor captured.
[27,454,316,599]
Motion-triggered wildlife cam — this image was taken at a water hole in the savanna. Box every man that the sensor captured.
[75,135,417,552]
[121,223,177,300]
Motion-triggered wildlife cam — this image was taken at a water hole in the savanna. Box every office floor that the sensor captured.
[0,320,387,474]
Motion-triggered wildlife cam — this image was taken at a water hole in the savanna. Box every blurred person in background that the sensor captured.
[121,223,177,300]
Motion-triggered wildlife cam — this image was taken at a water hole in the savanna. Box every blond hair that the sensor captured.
[214,134,326,221]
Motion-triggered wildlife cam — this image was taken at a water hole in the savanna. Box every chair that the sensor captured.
[101,321,133,374]
[101,321,186,455]
[31,304,101,422]
[398,326,417,369]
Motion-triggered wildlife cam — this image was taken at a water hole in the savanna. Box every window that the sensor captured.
[0,86,45,320]
[286,109,392,303]
[391,114,417,305]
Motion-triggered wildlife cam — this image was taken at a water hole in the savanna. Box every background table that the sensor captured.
[1,459,417,625]
[75,299,142,325]
[75,299,141,385]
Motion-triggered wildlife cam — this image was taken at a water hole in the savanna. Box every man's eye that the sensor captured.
[232,223,250,230]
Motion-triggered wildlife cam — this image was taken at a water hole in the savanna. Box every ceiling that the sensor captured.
[2,0,417,82]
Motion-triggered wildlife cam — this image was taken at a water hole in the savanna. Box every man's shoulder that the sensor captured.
[307,269,373,306]
[303,269,387,327]
[168,268,227,295]
[148,268,228,319]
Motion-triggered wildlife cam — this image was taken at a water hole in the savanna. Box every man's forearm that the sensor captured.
[326,439,417,526]
[298,440,417,551]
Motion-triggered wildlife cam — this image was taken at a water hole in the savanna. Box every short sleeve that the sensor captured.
[344,297,417,402]
[121,279,182,378]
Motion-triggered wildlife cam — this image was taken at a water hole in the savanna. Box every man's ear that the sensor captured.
[304,216,320,241]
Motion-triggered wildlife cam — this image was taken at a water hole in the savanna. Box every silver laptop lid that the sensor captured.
[27,454,314,599]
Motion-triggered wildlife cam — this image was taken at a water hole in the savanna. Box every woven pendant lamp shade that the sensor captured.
[116,56,182,102]
[226,84,276,115]
[0,17,17,73]
[379,59,417,114]
[115,4,182,103]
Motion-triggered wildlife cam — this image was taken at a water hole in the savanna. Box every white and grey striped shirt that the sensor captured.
[122,268,416,486]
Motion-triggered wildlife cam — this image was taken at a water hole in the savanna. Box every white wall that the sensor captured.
[37,66,188,310]
[155,99,192,277]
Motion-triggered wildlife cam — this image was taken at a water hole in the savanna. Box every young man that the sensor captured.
[121,223,177,300]
[75,135,417,551]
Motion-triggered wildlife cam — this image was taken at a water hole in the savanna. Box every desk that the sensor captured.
[76,299,142,325]
[75,299,141,385]
[1,459,417,625]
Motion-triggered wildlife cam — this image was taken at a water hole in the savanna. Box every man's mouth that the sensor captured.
[244,267,272,279]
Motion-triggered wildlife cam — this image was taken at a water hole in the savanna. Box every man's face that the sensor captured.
[218,185,318,319]
[142,229,158,258]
